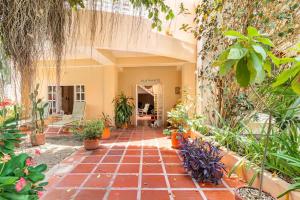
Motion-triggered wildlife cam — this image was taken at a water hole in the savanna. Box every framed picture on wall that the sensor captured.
[175,87,181,95]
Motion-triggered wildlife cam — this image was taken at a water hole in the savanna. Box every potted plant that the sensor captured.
[73,120,104,150]
[101,112,112,139]
[163,128,172,139]
[29,84,48,146]
[113,92,134,129]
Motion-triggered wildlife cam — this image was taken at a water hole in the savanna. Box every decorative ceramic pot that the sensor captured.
[102,127,111,140]
[83,139,99,150]
[30,133,46,146]
[171,132,181,149]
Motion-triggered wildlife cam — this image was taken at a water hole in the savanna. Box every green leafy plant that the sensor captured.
[29,84,48,134]
[163,129,171,136]
[0,100,48,199]
[113,92,134,128]
[72,120,104,140]
[101,112,112,127]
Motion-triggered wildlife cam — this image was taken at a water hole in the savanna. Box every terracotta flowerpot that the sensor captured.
[19,125,30,132]
[30,133,46,146]
[183,130,191,139]
[84,139,99,150]
[234,187,276,200]
[171,132,181,149]
[102,127,111,140]
[122,123,128,129]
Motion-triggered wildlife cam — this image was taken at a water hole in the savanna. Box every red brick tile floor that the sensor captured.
[42,127,245,200]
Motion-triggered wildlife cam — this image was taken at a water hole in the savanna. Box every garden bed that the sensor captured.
[191,131,300,200]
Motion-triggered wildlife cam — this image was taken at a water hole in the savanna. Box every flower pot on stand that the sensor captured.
[234,187,276,200]
[102,127,111,139]
[171,132,181,149]
[84,139,99,150]
[30,133,46,146]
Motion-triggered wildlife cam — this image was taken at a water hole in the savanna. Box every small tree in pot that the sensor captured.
[113,92,134,129]
[29,84,48,146]
[73,120,104,150]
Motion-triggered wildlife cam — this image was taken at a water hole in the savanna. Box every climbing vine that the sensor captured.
[180,0,299,126]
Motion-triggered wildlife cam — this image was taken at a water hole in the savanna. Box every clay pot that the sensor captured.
[19,125,30,132]
[171,132,181,149]
[122,123,128,129]
[102,127,111,140]
[83,139,99,150]
[30,133,46,146]
[234,187,276,200]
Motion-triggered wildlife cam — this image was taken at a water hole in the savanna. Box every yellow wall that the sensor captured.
[118,66,182,125]
[36,65,118,120]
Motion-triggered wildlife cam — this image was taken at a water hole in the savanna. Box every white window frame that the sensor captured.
[48,86,57,114]
[75,85,85,102]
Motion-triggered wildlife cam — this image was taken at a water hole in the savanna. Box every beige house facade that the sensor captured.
[35,1,197,126]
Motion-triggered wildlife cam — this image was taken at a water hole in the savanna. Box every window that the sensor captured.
[75,85,85,102]
[48,86,56,114]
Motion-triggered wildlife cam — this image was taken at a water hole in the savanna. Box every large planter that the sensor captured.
[193,131,300,200]
[83,139,99,150]
[30,133,46,146]
[235,187,276,200]
[171,132,181,149]
[102,127,111,140]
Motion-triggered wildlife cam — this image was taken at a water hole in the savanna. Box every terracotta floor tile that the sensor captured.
[168,175,196,188]
[122,156,140,163]
[112,175,139,187]
[165,164,187,174]
[163,156,181,163]
[143,156,161,164]
[57,174,87,187]
[118,164,140,173]
[127,145,141,149]
[91,149,108,155]
[172,190,203,200]
[141,190,170,200]
[142,164,163,173]
[108,149,125,155]
[71,164,96,173]
[74,189,106,200]
[111,145,126,149]
[108,190,137,200]
[143,146,158,150]
[81,156,102,163]
[199,181,226,188]
[204,190,235,200]
[143,149,159,155]
[102,156,122,163]
[125,150,141,155]
[160,149,178,156]
[43,189,76,200]
[142,175,167,188]
[95,164,118,173]
[83,174,112,187]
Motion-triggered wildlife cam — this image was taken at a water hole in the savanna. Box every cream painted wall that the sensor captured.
[118,66,182,126]
[181,63,196,98]
[36,65,117,120]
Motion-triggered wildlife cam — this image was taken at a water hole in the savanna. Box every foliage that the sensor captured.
[275,153,300,198]
[113,92,134,128]
[72,120,104,140]
[163,129,171,136]
[272,43,300,95]
[167,103,189,129]
[213,26,276,87]
[180,139,225,184]
[0,100,48,199]
[101,112,112,127]
[29,85,48,134]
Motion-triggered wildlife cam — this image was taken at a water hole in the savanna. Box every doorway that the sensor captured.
[136,84,163,127]
[61,86,74,114]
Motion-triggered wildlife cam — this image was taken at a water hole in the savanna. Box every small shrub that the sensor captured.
[72,120,104,140]
[180,139,225,184]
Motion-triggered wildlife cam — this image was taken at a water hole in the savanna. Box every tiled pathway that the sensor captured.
[42,128,244,200]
